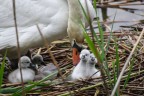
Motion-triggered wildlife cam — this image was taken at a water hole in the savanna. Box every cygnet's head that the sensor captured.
[88,53,97,65]
[32,54,46,66]
[80,49,90,62]
[18,56,31,68]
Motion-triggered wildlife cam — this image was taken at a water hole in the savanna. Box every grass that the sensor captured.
[12,71,58,96]
[0,50,7,89]
[123,59,134,89]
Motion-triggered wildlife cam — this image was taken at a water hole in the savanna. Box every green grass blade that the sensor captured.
[80,21,102,63]
[80,5,111,89]
[112,60,116,85]
[83,31,102,63]
[114,38,120,96]
[0,50,7,89]
[123,59,134,89]
[112,60,118,96]
[93,0,97,10]
[0,86,21,94]
[93,0,114,88]
[105,10,117,54]
[13,70,58,96]
[81,0,114,89]
[78,0,89,22]
[104,11,117,86]
[115,42,120,78]
[13,65,70,95]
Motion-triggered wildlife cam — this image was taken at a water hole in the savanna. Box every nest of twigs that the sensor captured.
[1,23,144,96]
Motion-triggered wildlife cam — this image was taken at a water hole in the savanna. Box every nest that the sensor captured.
[0,22,144,96]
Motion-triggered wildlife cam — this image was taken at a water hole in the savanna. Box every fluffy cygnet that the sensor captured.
[71,49,90,81]
[32,54,57,80]
[32,54,46,66]
[86,53,101,79]
[8,56,35,83]
[31,54,46,74]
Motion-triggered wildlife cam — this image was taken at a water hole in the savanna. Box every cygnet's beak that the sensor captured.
[41,61,46,66]
[72,40,82,66]
[28,63,38,73]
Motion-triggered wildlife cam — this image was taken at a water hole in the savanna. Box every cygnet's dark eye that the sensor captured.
[85,54,88,56]
[25,62,30,63]
[39,59,42,62]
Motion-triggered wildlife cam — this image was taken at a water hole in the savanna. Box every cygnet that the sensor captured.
[86,53,101,79]
[32,54,57,80]
[8,56,35,83]
[71,49,90,81]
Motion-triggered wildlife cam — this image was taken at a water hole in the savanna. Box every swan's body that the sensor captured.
[0,0,95,60]
[86,53,101,79]
[8,56,35,83]
[71,49,90,81]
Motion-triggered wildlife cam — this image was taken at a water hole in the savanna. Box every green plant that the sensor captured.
[0,50,7,89]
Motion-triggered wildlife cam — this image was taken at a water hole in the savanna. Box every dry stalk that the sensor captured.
[36,25,72,95]
[12,0,25,95]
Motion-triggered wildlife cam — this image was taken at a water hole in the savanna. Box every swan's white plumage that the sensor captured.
[0,0,95,58]
[0,0,68,27]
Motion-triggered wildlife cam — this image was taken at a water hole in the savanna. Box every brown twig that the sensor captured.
[12,0,25,95]
[36,25,72,95]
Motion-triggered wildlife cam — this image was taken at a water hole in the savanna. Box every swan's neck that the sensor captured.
[67,0,85,44]
[67,0,84,22]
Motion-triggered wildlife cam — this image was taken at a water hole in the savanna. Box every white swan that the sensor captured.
[0,0,95,65]
[71,49,90,81]
[8,56,35,83]
[86,53,101,79]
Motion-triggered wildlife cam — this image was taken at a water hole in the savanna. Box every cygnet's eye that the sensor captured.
[25,61,30,64]
[85,54,88,56]
[21,62,24,64]
[38,59,42,62]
